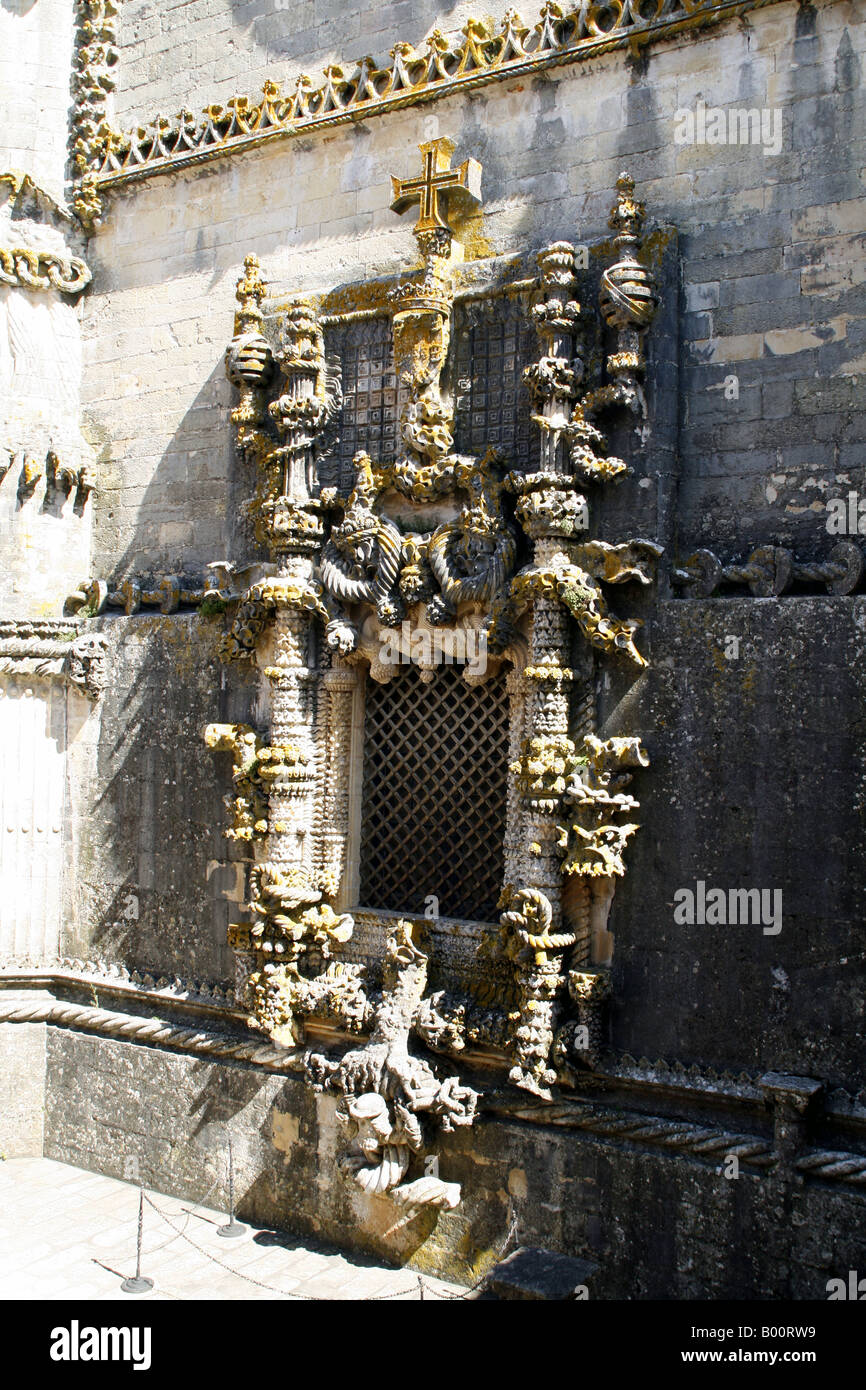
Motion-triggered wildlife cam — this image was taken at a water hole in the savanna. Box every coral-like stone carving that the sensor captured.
[70,0,119,231]
[559,734,649,879]
[483,887,579,1095]
[203,723,270,842]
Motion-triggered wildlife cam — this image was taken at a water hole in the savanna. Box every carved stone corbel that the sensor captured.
[64,632,109,700]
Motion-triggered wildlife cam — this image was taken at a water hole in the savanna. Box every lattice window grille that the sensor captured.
[359,665,509,923]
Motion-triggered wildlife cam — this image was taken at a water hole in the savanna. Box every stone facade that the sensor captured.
[1,0,865,1296]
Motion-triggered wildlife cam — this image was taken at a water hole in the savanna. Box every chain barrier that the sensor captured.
[137,1192,519,1301]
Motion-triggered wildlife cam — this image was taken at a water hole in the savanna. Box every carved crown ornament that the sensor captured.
[202,147,662,1208]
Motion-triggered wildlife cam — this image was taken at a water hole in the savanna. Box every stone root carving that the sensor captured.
[308,920,478,1210]
[559,734,649,878]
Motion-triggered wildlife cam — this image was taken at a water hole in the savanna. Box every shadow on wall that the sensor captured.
[226,0,475,64]
[68,610,257,983]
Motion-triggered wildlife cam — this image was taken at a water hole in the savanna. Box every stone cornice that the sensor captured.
[92,0,786,192]
[5,978,865,1189]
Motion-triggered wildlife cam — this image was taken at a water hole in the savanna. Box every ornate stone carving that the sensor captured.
[208,156,664,1161]
[388,139,478,479]
[91,2,769,195]
[203,724,269,842]
[426,452,517,623]
[598,173,658,414]
[225,253,273,429]
[483,886,579,1096]
[0,248,91,295]
[308,920,477,1209]
[65,632,109,700]
[558,969,612,1072]
[320,452,406,642]
[70,0,120,231]
[0,621,108,699]
[559,735,649,879]
[672,541,865,598]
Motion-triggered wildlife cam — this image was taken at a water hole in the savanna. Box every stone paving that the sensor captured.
[0,1157,465,1301]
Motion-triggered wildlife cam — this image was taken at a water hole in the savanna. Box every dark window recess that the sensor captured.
[359,664,508,922]
[453,300,536,473]
[323,318,409,492]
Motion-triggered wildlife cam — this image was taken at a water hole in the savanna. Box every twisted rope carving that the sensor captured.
[0,999,302,1071]
[499,1101,775,1166]
[320,522,403,612]
[796,1150,866,1186]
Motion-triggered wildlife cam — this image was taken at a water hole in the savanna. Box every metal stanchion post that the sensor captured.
[121,1187,155,1294]
[217,1136,248,1239]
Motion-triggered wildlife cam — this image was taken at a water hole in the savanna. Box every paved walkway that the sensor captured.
[0,1157,464,1301]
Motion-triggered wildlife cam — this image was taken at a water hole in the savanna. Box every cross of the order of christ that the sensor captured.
[390,137,482,236]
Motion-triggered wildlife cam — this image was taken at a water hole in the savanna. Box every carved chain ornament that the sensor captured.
[207,151,661,1209]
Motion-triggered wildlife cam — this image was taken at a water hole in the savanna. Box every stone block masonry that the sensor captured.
[2,0,866,1298]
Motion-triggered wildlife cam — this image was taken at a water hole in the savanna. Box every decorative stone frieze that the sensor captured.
[88,1,786,196]
[0,619,108,699]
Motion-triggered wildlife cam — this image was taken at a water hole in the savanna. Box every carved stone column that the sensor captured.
[264,594,318,876]
[318,662,360,907]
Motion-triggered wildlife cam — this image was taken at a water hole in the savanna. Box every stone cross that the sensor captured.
[390,137,482,236]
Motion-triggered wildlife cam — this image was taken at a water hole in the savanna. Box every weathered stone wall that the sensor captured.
[0,0,74,202]
[0,1017,45,1158]
[114,0,520,128]
[603,594,866,1083]
[60,613,256,981]
[41,1027,866,1297]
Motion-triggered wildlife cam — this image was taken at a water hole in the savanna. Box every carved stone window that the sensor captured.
[358,665,509,922]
